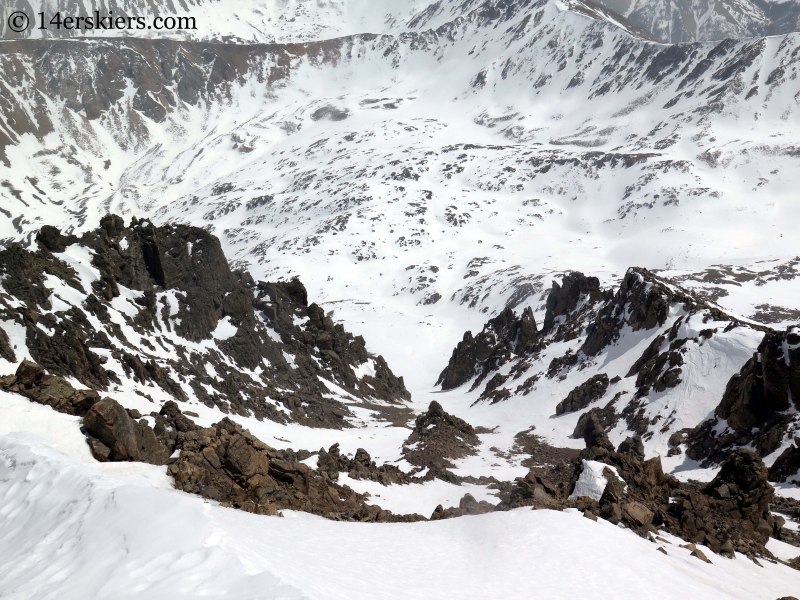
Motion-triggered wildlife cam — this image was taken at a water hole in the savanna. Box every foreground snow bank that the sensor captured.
[2,434,800,599]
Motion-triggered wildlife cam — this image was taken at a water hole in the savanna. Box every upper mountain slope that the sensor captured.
[594,0,800,43]
[1,0,650,41]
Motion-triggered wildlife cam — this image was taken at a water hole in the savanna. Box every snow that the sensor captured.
[2,432,800,599]
[766,537,800,562]
[337,473,499,516]
[0,390,93,463]
[212,316,239,340]
[569,459,625,501]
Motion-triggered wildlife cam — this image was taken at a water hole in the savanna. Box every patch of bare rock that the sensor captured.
[402,400,490,481]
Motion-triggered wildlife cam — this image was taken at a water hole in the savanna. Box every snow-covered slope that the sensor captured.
[2,0,800,593]
[2,428,799,599]
[0,0,798,371]
[1,0,651,42]
[593,0,800,42]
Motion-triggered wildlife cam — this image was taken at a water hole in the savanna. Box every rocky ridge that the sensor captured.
[2,359,424,521]
[0,218,409,428]
[497,414,797,561]
[5,354,800,559]
[688,327,800,464]
[436,266,799,479]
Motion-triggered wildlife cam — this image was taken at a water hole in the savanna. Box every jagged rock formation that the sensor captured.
[402,401,484,477]
[583,268,678,356]
[573,419,785,556]
[0,218,409,428]
[499,413,791,558]
[436,265,796,462]
[437,271,604,398]
[770,442,800,484]
[436,307,539,391]
[688,327,800,464]
[625,333,683,397]
[556,373,609,415]
[543,272,605,338]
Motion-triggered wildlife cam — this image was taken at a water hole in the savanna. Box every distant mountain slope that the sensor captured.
[593,0,800,42]
[0,0,651,41]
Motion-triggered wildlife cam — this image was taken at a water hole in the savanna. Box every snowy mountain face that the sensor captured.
[593,0,800,42]
[2,0,800,595]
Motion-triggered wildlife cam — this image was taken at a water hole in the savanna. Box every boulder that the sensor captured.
[430,493,496,520]
[573,410,615,453]
[83,397,170,465]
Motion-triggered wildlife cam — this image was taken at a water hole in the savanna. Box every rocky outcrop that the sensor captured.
[402,401,483,476]
[0,218,410,428]
[581,268,674,356]
[687,327,800,464]
[497,409,790,557]
[436,307,539,390]
[625,334,684,396]
[169,417,424,522]
[769,441,800,484]
[437,272,607,393]
[542,271,604,336]
[0,359,100,416]
[430,493,496,520]
[0,359,172,465]
[83,397,171,465]
[0,363,427,521]
[499,470,565,510]
[316,443,414,485]
[555,373,609,415]
[573,402,620,439]
[572,424,784,556]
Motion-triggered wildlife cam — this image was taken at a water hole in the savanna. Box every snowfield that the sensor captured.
[2,426,800,600]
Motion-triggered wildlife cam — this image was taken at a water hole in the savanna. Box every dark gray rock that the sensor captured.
[437,306,539,390]
[556,373,609,415]
[688,327,800,463]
